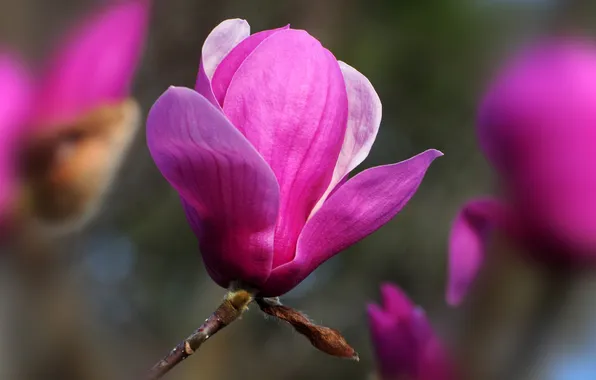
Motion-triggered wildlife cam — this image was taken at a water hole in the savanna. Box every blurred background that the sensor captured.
[0,0,595,379]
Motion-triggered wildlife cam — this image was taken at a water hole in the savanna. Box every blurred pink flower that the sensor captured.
[147,19,442,296]
[32,0,148,127]
[448,38,596,305]
[0,54,31,225]
[19,0,149,229]
[368,284,455,380]
[0,1,148,231]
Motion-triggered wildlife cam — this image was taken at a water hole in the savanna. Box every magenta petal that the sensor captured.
[368,286,421,379]
[311,61,382,214]
[211,25,289,106]
[35,0,148,124]
[146,86,279,288]
[419,339,457,380]
[381,282,414,318]
[0,54,30,218]
[327,173,348,199]
[195,19,250,108]
[447,197,511,306]
[259,149,442,296]
[367,303,397,330]
[223,29,348,267]
[368,304,416,378]
[409,308,452,379]
[369,284,454,380]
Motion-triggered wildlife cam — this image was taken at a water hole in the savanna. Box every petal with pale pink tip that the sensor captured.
[311,61,382,215]
[34,0,148,124]
[195,19,250,108]
[147,86,279,288]
[211,25,289,106]
[223,29,349,268]
[260,149,442,296]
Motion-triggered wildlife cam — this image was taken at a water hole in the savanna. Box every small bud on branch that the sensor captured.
[256,297,359,361]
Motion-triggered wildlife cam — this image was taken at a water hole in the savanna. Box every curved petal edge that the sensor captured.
[223,29,349,268]
[195,18,250,108]
[447,197,510,306]
[311,60,382,215]
[260,149,443,296]
[146,86,280,288]
[35,0,149,124]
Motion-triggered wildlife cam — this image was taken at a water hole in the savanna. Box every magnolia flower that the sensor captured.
[0,54,31,227]
[148,19,442,297]
[23,0,148,231]
[368,284,454,380]
[448,39,596,305]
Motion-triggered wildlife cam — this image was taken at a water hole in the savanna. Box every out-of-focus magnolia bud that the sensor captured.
[368,284,456,380]
[23,99,140,232]
[478,38,596,258]
[447,38,596,306]
[20,0,148,233]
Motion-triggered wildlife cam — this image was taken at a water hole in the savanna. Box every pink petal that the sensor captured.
[419,339,457,380]
[259,149,442,296]
[409,307,434,346]
[223,29,348,268]
[327,173,348,199]
[195,19,250,108]
[447,197,511,306]
[381,282,414,318]
[200,19,250,80]
[368,289,419,379]
[34,0,149,124]
[146,86,280,288]
[311,61,382,215]
[369,284,454,380]
[0,54,30,218]
[211,25,289,106]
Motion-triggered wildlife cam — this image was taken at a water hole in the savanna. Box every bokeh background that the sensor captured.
[0,0,595,379]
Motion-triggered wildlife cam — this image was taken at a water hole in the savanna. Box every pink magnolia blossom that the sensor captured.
[368,284,455,380]
[147,19,442,297]
[0,54,31,225]
[448,38,596,305]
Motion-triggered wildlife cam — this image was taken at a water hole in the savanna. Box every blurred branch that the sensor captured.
[457,239,576,380]
[503,265,575,380]
[456,241,544,380]
[146,289,253,380]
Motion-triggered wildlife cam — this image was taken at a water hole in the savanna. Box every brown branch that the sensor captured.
[256,297,359,361]
[146,289,253,380]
